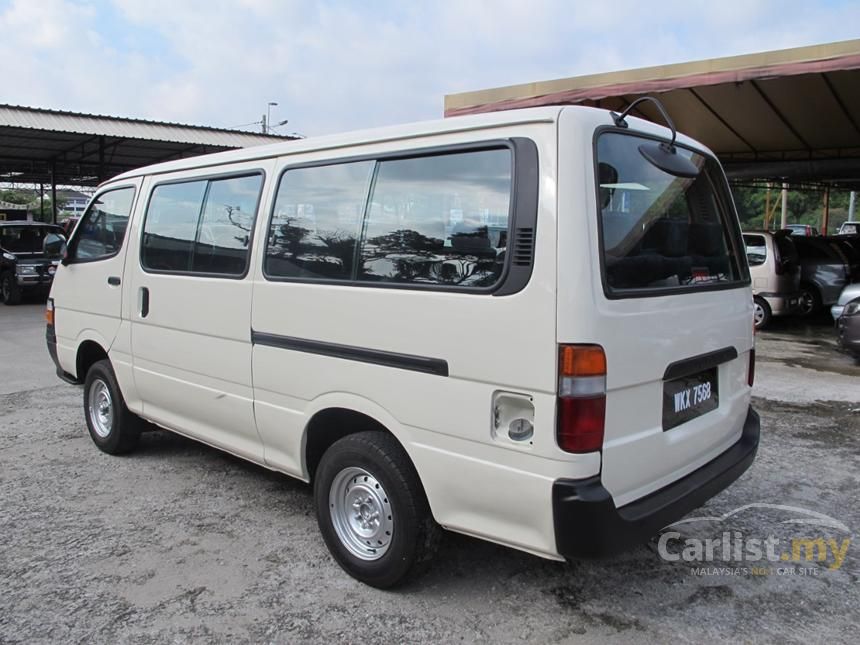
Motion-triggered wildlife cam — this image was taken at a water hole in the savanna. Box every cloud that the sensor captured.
[1,0,859,136]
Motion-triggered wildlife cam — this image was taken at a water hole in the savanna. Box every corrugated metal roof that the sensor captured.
[0,104,299,186]
[443,39,860,185]
[0,104,283,147]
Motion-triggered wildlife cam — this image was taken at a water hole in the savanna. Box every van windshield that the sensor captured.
[596,132,747,295]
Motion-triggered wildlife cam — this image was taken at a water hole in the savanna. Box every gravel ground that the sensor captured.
[1,304,858,644]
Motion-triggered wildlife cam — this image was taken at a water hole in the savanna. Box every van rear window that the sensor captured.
[596,132,747,296]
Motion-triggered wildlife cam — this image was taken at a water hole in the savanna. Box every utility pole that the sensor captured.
[850,191,857,221]
[822,186,830,234]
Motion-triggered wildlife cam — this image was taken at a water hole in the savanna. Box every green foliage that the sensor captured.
[0,189,67,222]
[730,184,855,233]
[0,189,34,205]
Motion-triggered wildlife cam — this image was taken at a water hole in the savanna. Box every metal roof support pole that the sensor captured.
[822,186,830,234]
[98,135,105,183]
[50,162,57,224]
[780,183,788,229]
[39,183,44,222]
[764,183,771,229]
[849,191,856,221]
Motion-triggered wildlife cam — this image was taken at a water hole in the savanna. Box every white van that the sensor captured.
[46,103,759,588]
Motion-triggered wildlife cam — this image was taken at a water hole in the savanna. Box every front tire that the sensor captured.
[314,431,440,588]
[1,272,21,305]
[83,359,141,454]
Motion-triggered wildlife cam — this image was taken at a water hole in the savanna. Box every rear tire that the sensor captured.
[83,359,141,455]
[314,431,440,588]
[797,284,821,317]
[753,296,772,330]
[1,272,21,305]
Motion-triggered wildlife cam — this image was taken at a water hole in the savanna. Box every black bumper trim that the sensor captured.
[552,406,760,558]
[46,326,81,385]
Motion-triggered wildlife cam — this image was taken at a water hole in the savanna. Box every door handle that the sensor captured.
[107,276,121,286]
[139,287,150,318]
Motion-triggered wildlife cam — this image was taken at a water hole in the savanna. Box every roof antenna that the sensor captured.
[610,96,700,178]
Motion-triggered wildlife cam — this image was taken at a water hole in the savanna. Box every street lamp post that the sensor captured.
[265,102,278,134]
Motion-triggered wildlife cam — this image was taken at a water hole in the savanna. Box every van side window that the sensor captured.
[264,148,513,289]
[142,174,263,276]
[265,161,374,280]
[71,186,135,261]
[193,175,262,274]
[358,149,511,287]
[743,235,767,266]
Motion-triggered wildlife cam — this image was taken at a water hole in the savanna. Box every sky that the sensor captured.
[2,0,860,137]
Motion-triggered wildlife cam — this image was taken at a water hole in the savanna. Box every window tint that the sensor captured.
[265,161,374,280]
[596,133,745,293]
[358,149,511,287]
[192,175,262,274]
[72,187,135,261]
[142,181,207,272]
[743,234,767,266]
[0,225,64,253]
[142,174,262,275]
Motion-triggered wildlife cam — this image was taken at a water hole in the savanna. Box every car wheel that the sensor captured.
[797,285,821,317]
[753,297,772,330]
[1,272,22,305]
[83,359,141,455]
[314,431,440,588]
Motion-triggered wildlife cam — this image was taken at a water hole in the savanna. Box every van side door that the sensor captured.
[127,162,273,462]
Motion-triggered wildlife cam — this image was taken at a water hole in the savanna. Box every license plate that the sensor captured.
[662,367,718,431]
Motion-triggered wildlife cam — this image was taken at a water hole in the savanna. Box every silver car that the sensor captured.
[832,282,860,320]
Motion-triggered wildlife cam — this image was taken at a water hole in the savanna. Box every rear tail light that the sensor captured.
[557,345,606,453]
[748,348,755,387]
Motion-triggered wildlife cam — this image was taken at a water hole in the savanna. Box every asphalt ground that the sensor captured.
[1,301,858,644]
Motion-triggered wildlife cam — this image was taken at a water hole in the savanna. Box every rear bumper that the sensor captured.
[552,406,760,558]
[759,292,800,316]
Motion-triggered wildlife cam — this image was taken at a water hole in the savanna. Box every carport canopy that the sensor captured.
[0,104,290,188]
[445,39,860,187]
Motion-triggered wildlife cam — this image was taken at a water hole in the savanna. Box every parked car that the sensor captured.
[831,282,860,320]
[0,222,66,305]
[836,221,859,236]
[836,296,860,358]
[785,224,819,236]
[743,231,801,329]
[790,236,853,316]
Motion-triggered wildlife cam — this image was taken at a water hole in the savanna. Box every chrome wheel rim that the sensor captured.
[88,378,113,438]
[753,302,765,327]
[329,467,394,561]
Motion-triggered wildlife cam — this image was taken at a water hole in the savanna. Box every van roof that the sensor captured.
[106,104,703,185]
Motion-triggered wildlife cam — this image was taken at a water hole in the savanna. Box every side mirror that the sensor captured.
[43,233,67,260]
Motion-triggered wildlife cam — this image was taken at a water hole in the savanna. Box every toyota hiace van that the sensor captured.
[47,102,759,587]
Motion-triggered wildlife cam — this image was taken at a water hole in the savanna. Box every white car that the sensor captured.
[837,221,859,236]
[47,102,759,588]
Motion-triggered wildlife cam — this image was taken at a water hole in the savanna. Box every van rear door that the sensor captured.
[558,112,753,508]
